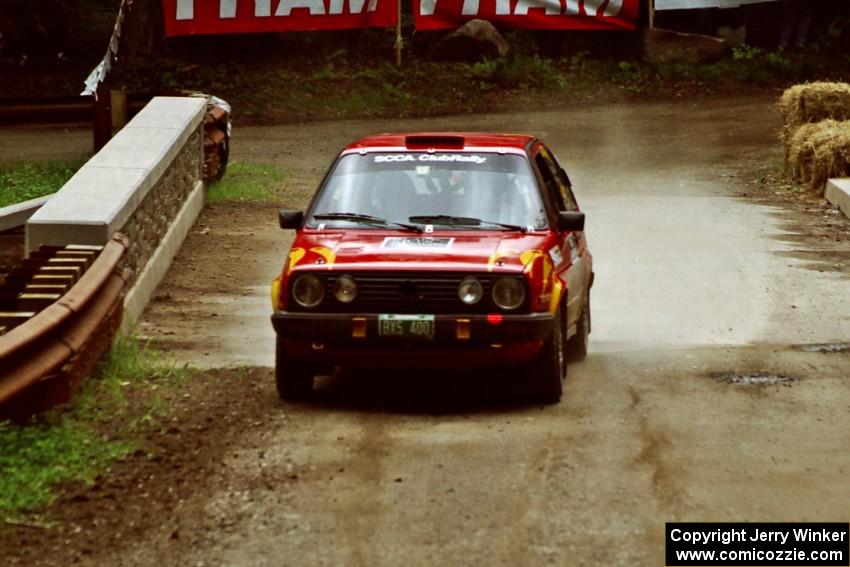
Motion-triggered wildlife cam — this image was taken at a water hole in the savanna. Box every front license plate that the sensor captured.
[378,314,435,340]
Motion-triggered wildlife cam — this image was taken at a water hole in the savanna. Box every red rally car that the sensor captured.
[271,133,593,403]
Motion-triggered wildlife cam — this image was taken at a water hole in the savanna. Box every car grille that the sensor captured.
[291,272,527,314]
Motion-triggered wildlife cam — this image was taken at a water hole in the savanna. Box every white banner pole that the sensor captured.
[649,0,655,28]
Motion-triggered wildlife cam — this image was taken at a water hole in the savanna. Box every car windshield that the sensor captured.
[307,152,548,230]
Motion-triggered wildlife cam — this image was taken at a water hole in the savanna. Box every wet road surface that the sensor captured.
[143,95,849,363]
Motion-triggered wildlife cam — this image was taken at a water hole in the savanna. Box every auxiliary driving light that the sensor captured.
[457,277,484,305]
[334,274,358,303]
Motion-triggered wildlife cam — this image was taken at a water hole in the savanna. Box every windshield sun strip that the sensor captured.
[340,147,528,157]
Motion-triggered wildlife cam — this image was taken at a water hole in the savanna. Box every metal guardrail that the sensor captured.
[0,233,128,418]
[0,93,148,151]
[0,95,96,126]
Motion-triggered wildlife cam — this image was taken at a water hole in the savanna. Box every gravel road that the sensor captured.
[2,95,849,566]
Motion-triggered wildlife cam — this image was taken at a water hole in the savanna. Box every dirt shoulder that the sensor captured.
[0,367,273,566]
[736,162,850,278]
[2,346,848,566]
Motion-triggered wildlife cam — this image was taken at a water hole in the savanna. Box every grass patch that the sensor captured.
[572,46,800,90]
[471,55,567,90]
[0,162,81,208]
[0,335,190,520]
[207,162,288,203]
[76,334,191,423]
[0,420,131,515]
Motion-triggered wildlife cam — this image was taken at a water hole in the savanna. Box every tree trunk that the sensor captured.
[120,0,165,60]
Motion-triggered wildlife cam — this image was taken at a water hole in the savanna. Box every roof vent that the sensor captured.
[405,135,465,149]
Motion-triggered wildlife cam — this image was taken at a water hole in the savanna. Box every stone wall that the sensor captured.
[120,130,201,289]
[26,96,207,329]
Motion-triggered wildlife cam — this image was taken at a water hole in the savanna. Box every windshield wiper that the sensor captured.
[408,215,527,233]
[313,212,423,232]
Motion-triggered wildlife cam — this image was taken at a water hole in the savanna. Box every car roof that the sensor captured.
[343,132,538,152]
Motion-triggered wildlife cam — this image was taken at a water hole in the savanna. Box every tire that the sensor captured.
[275,335,315,401]
[214,137,229,181]
[567,291,590,361]
[530,308,566,404]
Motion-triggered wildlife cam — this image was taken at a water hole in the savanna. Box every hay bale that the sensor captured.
[778,82,850,147]
[787,121,826,182]
[811,124,850,193]
[787,119,850,194]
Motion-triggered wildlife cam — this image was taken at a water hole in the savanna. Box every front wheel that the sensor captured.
[529,309,566,404]
[567,291,590,361]
[275,335,315,401]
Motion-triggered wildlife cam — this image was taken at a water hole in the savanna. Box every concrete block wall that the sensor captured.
[26,96,207,328]
[825,179,850,220]
[0,195,52,233]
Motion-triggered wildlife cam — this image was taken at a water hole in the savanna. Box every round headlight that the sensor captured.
[334,274,358,303]
[292,274,325,308]
[458,277,484,305]
[492,277,525,310]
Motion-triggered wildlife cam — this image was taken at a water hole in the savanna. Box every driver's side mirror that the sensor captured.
[279,210,304,229]
[557,211,585,232]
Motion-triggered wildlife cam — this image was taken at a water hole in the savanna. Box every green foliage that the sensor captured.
[639,47,794,86]
[567,50,593,73]
[207,162,289,203]
[471,56,567,90]
[79,334,189,422]
[98,32,849,123]
[823,15,850,51]
[0,162,82,208]
[561,42,837,90]
[0,419,132,515]
[732,44,763,61]
[0,335,189,519]
[765,51,793,71]
[96,334,189,386]
[617,61,640,74]
[608,60,651,92]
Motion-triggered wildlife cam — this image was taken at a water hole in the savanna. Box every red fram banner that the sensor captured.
[413,0,639,30]
[162,0,397,36]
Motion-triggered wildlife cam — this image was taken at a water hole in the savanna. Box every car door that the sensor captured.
[532,144,589,336]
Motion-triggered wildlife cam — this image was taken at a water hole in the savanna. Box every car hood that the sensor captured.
[288,230,557,274]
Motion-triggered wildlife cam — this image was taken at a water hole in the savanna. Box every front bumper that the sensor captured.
[271,311,554,345]
[271,311,554,367]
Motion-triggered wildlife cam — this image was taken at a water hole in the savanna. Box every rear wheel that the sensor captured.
[530,309,566,404]
[275,335,315,401]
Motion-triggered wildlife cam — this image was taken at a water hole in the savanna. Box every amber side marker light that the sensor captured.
[456,319,471,340]
[271,278,281,311]
[352,317,367,338]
